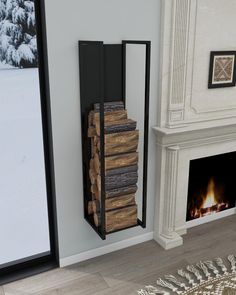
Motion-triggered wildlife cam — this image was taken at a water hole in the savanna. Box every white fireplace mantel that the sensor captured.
[153,122,236,250]
[154,0,236,250]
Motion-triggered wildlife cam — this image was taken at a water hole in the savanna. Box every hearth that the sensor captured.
[187,153,236,222]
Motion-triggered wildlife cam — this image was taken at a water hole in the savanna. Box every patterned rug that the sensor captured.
[137,255,236,295]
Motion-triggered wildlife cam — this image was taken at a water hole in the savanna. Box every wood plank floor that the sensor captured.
[2,215,236,294]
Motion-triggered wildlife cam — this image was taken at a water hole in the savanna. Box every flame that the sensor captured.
[201,178,217,209]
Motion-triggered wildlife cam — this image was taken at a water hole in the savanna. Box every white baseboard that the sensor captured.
[60,232,154,267]
[186,208,236,229]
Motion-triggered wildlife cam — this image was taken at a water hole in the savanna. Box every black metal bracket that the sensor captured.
[79,40,151,240]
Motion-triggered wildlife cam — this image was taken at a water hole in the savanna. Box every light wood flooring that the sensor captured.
[2,215,236,294]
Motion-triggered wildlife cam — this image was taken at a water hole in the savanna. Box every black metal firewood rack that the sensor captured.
[79,40,151,240]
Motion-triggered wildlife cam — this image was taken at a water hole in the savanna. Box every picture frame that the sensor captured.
[208,51,236,89]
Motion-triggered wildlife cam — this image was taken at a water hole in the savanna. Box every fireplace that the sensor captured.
[153,124,236,250]
[187,153,236,223]
[152,0,236,251]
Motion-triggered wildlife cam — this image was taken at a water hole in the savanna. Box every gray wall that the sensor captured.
[44,0,161,259]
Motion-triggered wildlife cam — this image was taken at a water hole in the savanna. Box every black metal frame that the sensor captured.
[0,0,59,285]
[208,51,236,89]
[79,40,151,240]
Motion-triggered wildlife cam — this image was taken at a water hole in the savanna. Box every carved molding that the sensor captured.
[160,0,236,127]
[188,0,236,116]
[169,0,190,106]
[161,146,179,238]
[160,0,191,127]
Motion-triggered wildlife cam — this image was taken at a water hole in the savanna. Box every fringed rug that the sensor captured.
[137,255,236,295]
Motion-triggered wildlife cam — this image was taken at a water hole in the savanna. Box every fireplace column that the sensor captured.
[154,145,183,249]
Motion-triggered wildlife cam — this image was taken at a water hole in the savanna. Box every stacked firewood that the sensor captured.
[87,101,139,233]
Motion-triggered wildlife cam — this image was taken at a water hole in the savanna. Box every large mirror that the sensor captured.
[0,0,57,281]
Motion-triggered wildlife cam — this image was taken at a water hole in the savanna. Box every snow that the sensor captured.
[18,43,35,62]
[0,60,13,68]
[0,0,37,68]
[0,68,50,265]
[12,6,26,24]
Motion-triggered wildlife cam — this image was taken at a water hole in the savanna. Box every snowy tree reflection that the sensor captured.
[0,0,37,68]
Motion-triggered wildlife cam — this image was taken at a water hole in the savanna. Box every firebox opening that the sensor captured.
[186,152,236,222]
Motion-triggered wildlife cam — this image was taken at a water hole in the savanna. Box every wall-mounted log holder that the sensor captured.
[79,40,151,240]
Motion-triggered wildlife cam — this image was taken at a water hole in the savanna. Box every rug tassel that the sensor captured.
[156,278,181,294]
[204,260,220,278]
[137,254,236,294]
[187,265,204,283]
[145,285,170,295]
[197,261,211,280]
[165,274,189,291]
[215,257,228,275]
[228,255,236,273]
[177,269,197,287]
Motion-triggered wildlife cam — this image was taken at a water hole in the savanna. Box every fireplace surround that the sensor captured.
[153,123,236,250]
[154,0,236,250]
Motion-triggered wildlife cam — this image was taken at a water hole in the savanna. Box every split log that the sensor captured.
[93,110,128,126]
[90,158,94,170]
[94,205,137,233]
[105,152,138,171]
[105,171,138,190]
[106,185,138,199]
[96,174,101,191]
[91,139,98,157]
[94,153,101,174]
[94,101,124,112]
[88,201,94,215]
[106,194,136,211]
[97,171,138,191]
[94,152,139,172]
[105,165,138,177]
[106,140,138,156]
[105,130,139,145]
[96,130,139,156]
[88,194,136,214]
[89,168,97,185]
[88,110,94,127]
[88,127,96,138]
[93,184,138,200]
[96,119,137,136]
[91,184,99,199]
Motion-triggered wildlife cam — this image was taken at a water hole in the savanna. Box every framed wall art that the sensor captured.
[208,51,236,89]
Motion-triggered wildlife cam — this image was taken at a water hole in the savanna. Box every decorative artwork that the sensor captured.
[208,51,236,88]
[0,0,38,69]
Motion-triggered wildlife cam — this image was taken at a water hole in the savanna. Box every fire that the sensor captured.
[189,177,229,220]
[201,178,217,209]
